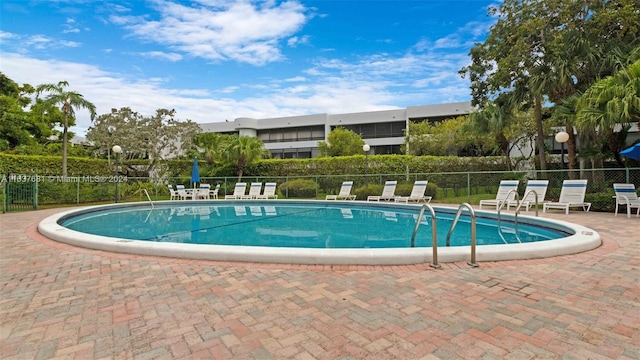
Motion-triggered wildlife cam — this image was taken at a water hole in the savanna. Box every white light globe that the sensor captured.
[555,131,569,143]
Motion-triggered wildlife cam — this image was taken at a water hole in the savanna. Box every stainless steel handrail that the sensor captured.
[497,190,521,243]
[411,204,440,269]
[445,203,478,267]
[141,188,155,208]
[514,189,539,216]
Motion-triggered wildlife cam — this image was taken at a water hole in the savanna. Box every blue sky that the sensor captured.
[1,0,497,135]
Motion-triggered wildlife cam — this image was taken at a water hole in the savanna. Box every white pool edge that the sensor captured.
[37,202,602,265]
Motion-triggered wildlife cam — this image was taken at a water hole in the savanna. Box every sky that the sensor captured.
[1,0,498,136]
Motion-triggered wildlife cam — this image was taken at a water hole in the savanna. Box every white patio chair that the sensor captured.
[613,183,640,218]
[543,180,591,214]
[479,180,519,210]
[326,181,356,200]
[507,180,549,211]
[225,183,247,199]
[175,185,193,200]
[395,180,431,203]
[241,182,263,199]
[210,184,220,200]
[196,184,211,200]
[256,182,278,199]
[167,185,178,200]
[368,180,397,201]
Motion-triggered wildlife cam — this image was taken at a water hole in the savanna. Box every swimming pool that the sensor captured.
[39,200,601,265]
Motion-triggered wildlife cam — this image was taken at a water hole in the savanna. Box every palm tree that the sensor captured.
[469,100,514,170]
[226,135,268,181]
[575,60,640,163]
[36,81,96,177]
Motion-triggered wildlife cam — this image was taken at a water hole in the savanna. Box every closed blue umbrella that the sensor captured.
[191,157,200,188]
[620,143,640,160]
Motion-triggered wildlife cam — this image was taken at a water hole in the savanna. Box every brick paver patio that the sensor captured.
[1,206,638,359]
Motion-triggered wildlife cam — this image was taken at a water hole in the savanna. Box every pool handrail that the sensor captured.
[411,204,440,269]
[141,188,155,209]
[445,203,478,267]
[497,190,521,244]
[514,189,540,217]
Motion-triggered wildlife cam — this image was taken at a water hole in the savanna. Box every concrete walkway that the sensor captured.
[1,207,638,359]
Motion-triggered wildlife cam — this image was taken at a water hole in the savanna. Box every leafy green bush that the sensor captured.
[353,184,382,200]
[280,179,317,198]
[585,192,616,212]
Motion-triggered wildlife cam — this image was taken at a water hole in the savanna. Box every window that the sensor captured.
[311,126,324,140]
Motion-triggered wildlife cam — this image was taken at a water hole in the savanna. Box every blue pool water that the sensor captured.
[59,202,570,249]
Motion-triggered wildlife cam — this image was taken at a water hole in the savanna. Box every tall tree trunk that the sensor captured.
[497,132,511,171]
[62,113,68,178]
[534,95,547,171]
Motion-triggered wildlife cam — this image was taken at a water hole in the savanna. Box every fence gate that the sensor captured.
[2,176,37,212]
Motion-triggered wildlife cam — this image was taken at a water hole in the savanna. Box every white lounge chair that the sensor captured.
[176,185,193,200]
[168,185,178,200]
[479,180,519,210]
[225,183,247,199]
[613,183,640,218]
[395,180,432,203]
[326,181,356,200]
[196,184,211,200]
[507,180,549,211]
[256,182,278,199]
[368,180,398,201]
[241,182,263,199]
[543,180,591,214]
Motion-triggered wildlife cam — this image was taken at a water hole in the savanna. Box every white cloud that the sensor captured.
[285,76,306,82]
[137,51,183,61]
[109,0,309,66]
[2,32,81,51]
[287,35,310,47]
[0,31,17,40]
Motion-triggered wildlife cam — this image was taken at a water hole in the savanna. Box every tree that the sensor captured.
[317,127,365,157]
[0,73,54,150]
[86,107,145,161]
[575,59,640,165]
[143,108,201,167]
[226,135,268,181]
[193,132,229,164]
[404,116,495,157]
[461,0,640,171]
[36,81,96,177]
[469,102,514,169]
[86,107,201,174]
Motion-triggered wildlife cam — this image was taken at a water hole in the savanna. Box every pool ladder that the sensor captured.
[411,204,440,269]
[496,189,542,244]
[412,203,479,268]
[141,189,155,208]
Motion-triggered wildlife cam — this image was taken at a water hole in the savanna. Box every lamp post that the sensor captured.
[362,144,370,184]
[112,145,122,203]
[555,131,569,170]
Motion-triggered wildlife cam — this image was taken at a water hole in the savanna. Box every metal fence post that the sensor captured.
[3,175,7,213]
[33,175,38,210]
[467,173,471,203]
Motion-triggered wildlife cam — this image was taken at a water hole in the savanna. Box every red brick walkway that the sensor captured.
[1,207,638,359]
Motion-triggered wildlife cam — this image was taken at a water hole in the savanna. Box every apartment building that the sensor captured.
[200,101,474,158]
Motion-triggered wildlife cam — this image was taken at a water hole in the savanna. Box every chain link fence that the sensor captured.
[2,168,639,213]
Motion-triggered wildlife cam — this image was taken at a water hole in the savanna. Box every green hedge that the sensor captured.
[1,153,509,179]
[0,154,111,175]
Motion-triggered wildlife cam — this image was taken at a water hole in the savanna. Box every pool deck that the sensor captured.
[1,206,638,359]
